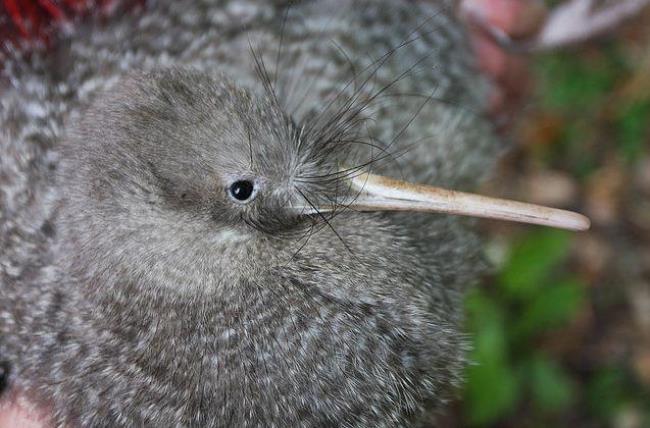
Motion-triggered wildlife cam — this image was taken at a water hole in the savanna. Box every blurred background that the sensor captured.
[451,7,650,428]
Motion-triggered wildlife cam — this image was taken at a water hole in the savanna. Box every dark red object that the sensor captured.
[3,0,76,42]
[0,0,132,50]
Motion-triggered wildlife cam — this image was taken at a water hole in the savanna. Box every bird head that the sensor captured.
[58,68,588,297]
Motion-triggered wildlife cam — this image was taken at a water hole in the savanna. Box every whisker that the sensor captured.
[247,129,254,170]
[273,5,291,91]
[302,21,449,149]
[302,25,436,143]
[286,222,316,264]
[295,187,356,256]
[385,85,441,153]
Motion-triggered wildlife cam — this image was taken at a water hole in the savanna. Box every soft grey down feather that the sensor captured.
[0,0,501,426]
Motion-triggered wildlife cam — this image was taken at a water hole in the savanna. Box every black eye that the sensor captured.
[229,180,255,202]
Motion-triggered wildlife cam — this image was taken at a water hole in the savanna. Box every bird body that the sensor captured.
[0,1,504,425]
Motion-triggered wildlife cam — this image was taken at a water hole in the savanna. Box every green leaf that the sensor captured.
[616,100,650,163]
[465,291,509,363]
[512,279,585,341]
[536,52,618,112]
[464,359,520,425]
[464,291,519,425]
[498,230,571,300]
[528,355,575,413]
[587,368,633,420]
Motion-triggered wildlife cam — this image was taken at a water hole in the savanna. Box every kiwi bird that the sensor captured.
[0,0,589,426]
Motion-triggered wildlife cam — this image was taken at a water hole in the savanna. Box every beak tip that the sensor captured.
[577,215,592,232]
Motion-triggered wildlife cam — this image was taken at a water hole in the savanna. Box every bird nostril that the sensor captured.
[229,180,255,202]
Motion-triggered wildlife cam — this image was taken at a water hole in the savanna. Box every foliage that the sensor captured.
[459,28,650,427]
[463,230,583,425]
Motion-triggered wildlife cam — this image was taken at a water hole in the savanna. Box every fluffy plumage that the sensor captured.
[0,0,501,425]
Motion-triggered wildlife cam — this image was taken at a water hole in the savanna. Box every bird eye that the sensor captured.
[229,180,255,202]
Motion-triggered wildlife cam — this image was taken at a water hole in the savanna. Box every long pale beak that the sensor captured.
[297,172,590,232]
